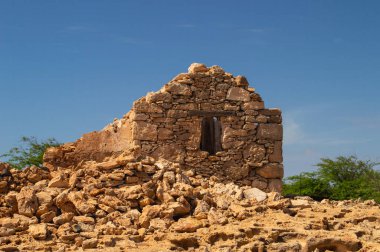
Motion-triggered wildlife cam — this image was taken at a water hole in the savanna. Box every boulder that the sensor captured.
[48,173,69,188]
[243,188,267,202]
[29,223,48,240]
[139,205,163,228]
[82,238,98,249]
[16,187,38,217]
[171,217,203,233]
[0,227,15,237]
[235,75,249,87]
[68,191,96,214]
[188,63,208,73]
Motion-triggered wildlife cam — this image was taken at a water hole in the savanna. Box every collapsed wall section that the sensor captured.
[43,63,283,192]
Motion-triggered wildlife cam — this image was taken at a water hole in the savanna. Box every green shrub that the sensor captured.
[283,155,380,203]
[0,136,61,170]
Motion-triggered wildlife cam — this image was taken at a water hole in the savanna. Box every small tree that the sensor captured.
[283,171,331,200]
[0,136,61,170]
[283,155,380,202]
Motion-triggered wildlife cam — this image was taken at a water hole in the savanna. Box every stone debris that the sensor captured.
[0,157,379,251]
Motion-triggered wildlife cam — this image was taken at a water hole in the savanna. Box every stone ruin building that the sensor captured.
[44,63,283,192]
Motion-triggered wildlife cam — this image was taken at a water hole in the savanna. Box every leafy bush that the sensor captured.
[0,136,61,169]
[283,155,380,202]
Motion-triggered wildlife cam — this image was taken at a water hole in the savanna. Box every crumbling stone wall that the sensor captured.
[44,63,283,192]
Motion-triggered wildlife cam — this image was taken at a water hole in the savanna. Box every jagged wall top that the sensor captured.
[44,63,283,192]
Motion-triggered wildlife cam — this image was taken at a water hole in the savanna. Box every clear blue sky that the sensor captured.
[1,1,379,176]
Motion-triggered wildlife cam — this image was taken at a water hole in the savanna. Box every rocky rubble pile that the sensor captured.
[0,159,379,252]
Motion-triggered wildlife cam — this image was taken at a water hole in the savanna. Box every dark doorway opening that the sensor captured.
[200,117,222,155]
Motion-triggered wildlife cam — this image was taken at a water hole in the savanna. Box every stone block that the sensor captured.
[133,100,163,113]
[235,75,249,87]
[259,108,282,116]
[164,83,192,96]
[132,122,158,141]
[257,124,283,140]
[224,162,249,180]
[151,144,185,163]
[269,141,283,162]
[16,187,38,218]
[267,179,283,193]
[256,163,284,179]
[29,223,48,240]
[167,110,188,118]
[130,112,149,121]
[242,101,264,110]
[226,87,250,102]
[146,91,172,103]
[188,63,208,73]
[243,188,267,202]
[251,178,268,191]
[158,128,173,140]
[243,144,266,163]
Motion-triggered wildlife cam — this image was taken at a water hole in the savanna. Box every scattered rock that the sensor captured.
[171,217,203,233]
[243,188,267,202]
[16,187,38,217]
[82,238,98,249]
[29,223,48,240]
[188,63,208,73]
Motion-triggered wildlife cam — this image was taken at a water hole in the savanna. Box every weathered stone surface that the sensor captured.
[16,187,38,217]
[158,128,173,140]
[169,200,191,217]
[290,199,311,209]
[243,144,266,165]
[82,238,98,249]
[235,75,249,87]
[146,91,172,103]
[256,163,284,179]
[226,87,250,102]
[139,205,163,228]
[48,173,69,188]
[68,191,96,214]
[268,179,283,193]
[242,101,264,110]
[269,141,283,162]
[0,227,15,237]
[224,163,250,180]
[151,144,185,163]
[132,121,158,141]
[257,124,283,140]
[29,223,48,240]
[304,237,362,252]
[164,83,192,96]
[171,217,203,233]
[243,188,267,202]
[134,99,163,113]
[188,63,208,73]
[53,212,74,225]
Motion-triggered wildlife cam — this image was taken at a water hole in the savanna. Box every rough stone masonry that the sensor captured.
[44,63,283,192]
